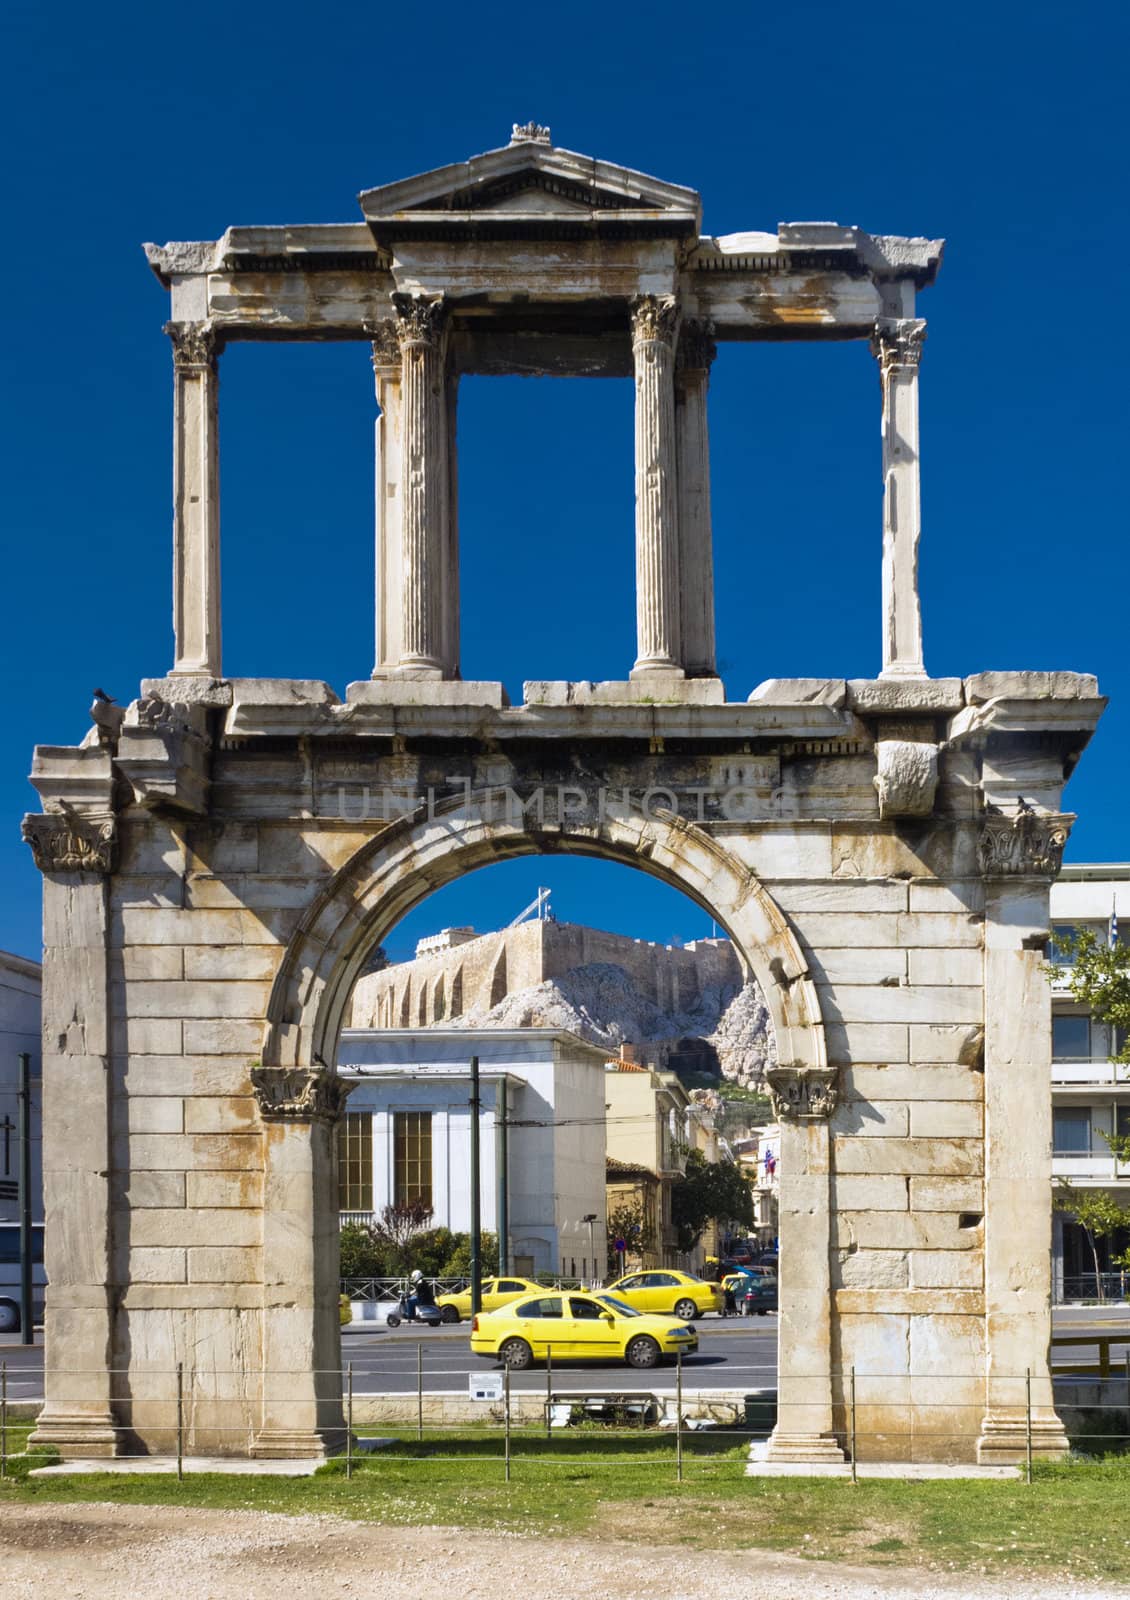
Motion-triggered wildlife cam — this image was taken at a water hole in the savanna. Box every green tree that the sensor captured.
[671,1150,755,1254]
[1054,1182,1130,1301]
[606,1202,654,1273]
[1050,930,1130,1278]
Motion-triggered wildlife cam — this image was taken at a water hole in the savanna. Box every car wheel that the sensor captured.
[673,1298,698,1322]
[757,1310,768,1317]
[625,1334,660,1370]
[440,1304,460,1324]
[0,1298,18,1334]
[499,1337,533,1371]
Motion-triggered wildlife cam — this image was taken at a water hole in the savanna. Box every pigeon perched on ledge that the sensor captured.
[90,688,125,747]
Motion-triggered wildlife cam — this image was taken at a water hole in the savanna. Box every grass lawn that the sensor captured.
[3,1421,1130,1583]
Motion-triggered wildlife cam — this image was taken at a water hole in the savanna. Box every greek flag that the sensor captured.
[1112,898,1119,949]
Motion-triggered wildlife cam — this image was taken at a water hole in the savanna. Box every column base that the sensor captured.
[390,663,448,681]
[251,1427,348,1461]
[976,1413,1069,1465]
[29,1407,122,1459]
[765,1428,847,1464]
[879,661,928,681]
[630,662,685,680]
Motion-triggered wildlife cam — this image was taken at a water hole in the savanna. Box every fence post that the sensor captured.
[346,1361,354,1480]
[417,1343,424,1442]
[850,1365,857,1483]
[1025,1367,1033,1485]
[545,1344,552,1440]
[676,1348,683,1483]
[504,1363,511,1483]
[176,1361,184,1481]
[1,1359,7,1479]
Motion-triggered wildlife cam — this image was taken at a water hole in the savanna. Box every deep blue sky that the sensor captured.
[3,1,1127,963]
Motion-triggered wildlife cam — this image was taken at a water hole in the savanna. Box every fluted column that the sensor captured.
[675,319,717,677]
[168,322,222,678]
[370,323,404,675]
[872,318,926,679]
[393,294,449,677]
[631,296,683,676]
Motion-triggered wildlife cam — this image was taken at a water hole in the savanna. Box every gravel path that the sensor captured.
[0,1503,1125,1600]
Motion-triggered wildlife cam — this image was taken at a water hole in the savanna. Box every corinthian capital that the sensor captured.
[22,810,116,874]
[631,295,680,347]
[392,294,447,350]
[764,1064,838,1121]
[978,808,1073,879]
[250,1065,355,1124]
[870,317,926,375]
[368,320,402,372]
[677,317,716,372]
[165,321,220,372]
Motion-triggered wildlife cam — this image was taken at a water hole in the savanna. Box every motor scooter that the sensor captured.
[384,1292,442,1329]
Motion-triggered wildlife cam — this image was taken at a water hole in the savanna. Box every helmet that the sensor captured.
[410,1270,422,1282]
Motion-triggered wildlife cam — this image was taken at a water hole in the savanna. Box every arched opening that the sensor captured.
[258,801,831,1443]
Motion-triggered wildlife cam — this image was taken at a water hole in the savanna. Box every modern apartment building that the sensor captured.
[1049,864,1130,1299]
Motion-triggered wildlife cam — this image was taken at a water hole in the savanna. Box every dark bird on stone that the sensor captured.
[93,687,115,703]
[1016,796,1036,815]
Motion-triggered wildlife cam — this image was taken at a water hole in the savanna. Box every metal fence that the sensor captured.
[341,1273,590,1304]
[1055,1273,1130,1305]
[3,1349,1129,1485]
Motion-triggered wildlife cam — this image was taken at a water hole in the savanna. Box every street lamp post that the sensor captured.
[583,1213,598,1285]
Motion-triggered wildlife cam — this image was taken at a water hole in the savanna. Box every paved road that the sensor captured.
[3,1308,1127,1401]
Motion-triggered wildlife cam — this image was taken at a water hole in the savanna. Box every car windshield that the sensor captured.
[596,1294,641,1318]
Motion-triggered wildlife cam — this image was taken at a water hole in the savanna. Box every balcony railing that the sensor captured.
[1052,1057,1130,1086]
[1052,1152,1130,1181]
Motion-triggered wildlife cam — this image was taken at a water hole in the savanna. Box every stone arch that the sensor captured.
[261,794,826,1079]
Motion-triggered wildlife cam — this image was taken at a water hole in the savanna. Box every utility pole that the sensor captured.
[17,1055,33,1346]
[497,1080,509,1278]
[469,1055,482,1316]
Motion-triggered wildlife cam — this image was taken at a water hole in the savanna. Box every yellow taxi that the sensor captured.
[435,1275,542,1324]
[470,1289,698,1369]
[604,1268,722,1320]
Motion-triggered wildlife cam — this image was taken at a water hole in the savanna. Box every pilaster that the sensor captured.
[252,1067,355,1459]
[23,754,121,1458]
[371,322,404,675]
[630,296,683,677]
[675,319,717,678]
[393,295,451,679]
[168,322,222,679]
[764,1065,846,1464]
[871,318,926,680]
[976,808,1071,1464]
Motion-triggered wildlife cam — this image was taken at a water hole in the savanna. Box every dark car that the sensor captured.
[741,1276,778,1316]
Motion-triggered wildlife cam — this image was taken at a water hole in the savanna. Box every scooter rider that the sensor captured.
[407,1268,436,1322]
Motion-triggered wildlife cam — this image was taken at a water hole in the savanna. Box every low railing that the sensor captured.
[2,1353,1130,1482]
[1055,1272,1130,1305]
[1052,1057,1130,1086]
[341,1273,594,1304]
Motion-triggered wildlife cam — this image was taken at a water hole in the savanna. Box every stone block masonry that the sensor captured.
[22,132,1105,1466]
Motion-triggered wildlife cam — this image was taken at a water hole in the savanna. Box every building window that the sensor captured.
[1053,1014,1092,1060]
[394,1111,432,1208]
[337,1113,372,1211]
[1116,1105,1130,1140]
[1053,1106,1092,1154]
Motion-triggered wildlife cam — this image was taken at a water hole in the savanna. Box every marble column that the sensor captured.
[22,811,121,1457]
[168,322,222,679]
[631,296,683,677]
[976,811,1072,1464]
[763,1066,846,1463]
[393,294,450,678]
[675,319,717,678]
[252,1066,355,1458]
[871,318,926,680]
[370,323,404,675]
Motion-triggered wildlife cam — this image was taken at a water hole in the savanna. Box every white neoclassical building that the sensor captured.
[1049,864,1130,1298]
[335,1028,609,1281]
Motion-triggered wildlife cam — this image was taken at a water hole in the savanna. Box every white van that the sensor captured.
[0,1222,45,1333]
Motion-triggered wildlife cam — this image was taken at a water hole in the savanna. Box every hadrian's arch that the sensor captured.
[24,127,1104,1466]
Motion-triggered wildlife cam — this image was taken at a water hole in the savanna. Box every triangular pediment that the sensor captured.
[359,137,701,236]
